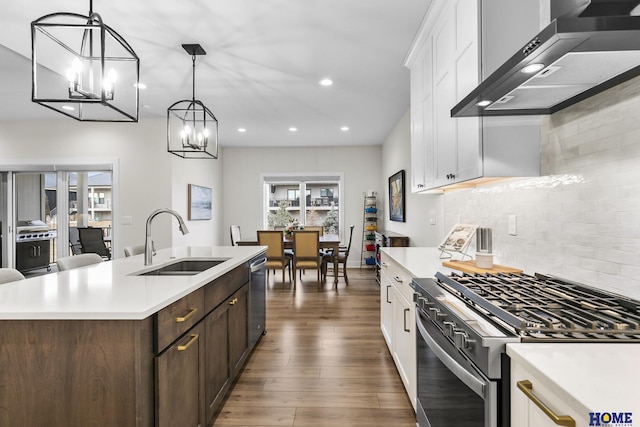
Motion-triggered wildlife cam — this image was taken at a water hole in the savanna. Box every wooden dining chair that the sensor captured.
[323,225,355,285]
[303,226,323,236]
[292,230,322,289]
[257,230,292,284]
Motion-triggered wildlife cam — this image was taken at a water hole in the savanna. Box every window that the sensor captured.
[262,174,343,238]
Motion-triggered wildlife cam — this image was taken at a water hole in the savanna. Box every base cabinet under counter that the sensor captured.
[379,252,416,411]
[0,257,260,427]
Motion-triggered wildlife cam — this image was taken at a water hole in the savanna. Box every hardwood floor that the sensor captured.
[210,268,416,426]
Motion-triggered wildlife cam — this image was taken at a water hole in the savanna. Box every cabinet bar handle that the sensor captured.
[517,380,575,427]
[394,275,404,283]
[176,334,199,351]
[229,298,238,305]
[403,308,410,332]
[386,285,392,304]
[175,307,198,323]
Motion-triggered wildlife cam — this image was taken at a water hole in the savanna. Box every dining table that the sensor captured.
[238,234,341,286]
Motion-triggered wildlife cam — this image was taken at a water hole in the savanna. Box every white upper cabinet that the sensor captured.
[405,0,542,192]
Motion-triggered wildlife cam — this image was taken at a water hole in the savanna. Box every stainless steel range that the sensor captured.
[412,271,640,427]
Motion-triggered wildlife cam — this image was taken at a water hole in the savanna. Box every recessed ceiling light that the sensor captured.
[288,127,298,132]
[521,63,545,74]
[238,128,246,133]
[476,100,492,107]
[134,82,147,89]
[340,126,349,131]
[62,105,74,111]
[319,78,333,86]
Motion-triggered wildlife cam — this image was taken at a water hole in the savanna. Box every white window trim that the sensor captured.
[259,172,344,238]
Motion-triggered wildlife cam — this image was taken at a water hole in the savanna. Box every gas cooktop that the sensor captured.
[435,271,640,342]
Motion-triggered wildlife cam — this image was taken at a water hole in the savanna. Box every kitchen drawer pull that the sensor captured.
[517,380,575,427]
[386,285,392,304]
[175,307,198,323]
[176,334,199,351]
[381,262,388,268]
[403,308,410,332]
[394,275,404,283]
[229,298,238,305]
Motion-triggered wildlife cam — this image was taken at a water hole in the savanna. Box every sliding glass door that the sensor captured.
[0,163,115,272]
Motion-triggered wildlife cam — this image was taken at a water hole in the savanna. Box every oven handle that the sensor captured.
[416,310,486,399]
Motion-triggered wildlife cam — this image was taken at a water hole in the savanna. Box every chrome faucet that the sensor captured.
[144,208,189,265]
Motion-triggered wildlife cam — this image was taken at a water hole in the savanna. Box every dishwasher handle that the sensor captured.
[250,257,267,272]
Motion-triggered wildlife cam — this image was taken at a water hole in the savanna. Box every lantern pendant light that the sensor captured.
[167,44,218,159]
[31,0,140,122]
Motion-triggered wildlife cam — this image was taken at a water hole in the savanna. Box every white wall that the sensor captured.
[221,145,382,266]
[380,110,443,246]
[441,76,640,299]
[0,118,222,258]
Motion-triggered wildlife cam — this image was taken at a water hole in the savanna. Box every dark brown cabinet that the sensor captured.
[156,322,205,427]
[204,284,249,421]
[0,255,263,427]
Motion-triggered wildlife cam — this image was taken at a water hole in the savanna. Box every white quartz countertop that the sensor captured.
[507,343,640,415]
[0,246,265,320]
[379,247,457,278]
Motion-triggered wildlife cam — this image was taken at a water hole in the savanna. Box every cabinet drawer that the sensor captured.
[155,287,205,352]
[379,253,414,302]
[205,262,249,312]
[511,359,587,427]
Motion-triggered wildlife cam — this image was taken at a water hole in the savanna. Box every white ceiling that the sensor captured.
[0,0,431,148]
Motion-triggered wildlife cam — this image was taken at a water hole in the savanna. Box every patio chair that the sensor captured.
[78,227,111,260]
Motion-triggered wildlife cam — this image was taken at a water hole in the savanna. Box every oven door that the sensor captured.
[416,308,498,427]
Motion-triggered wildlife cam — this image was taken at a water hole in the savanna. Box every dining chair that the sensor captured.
[0,268,25,284]
[292,230,322,289]
[56,253,103,271]
[257,230,292,284]
[77,227,111,260]
[123,245,145,257]
[323,225,355,285]
[303,226,323,236]
[230,225,242,246]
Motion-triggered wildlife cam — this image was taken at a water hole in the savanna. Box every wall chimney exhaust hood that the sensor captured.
[452,1,640,117]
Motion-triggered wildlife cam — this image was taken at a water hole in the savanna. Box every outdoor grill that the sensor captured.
[15,220,56,272]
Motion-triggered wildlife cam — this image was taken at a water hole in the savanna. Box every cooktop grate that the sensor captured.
[435,271,640,342]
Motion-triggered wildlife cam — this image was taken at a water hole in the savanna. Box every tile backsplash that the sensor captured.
[444,76,640,300]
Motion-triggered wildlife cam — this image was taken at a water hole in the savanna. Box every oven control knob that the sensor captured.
[443,321,456,336]
[435,311,447,321]
[427,307,441,320]
[454,331,475,350]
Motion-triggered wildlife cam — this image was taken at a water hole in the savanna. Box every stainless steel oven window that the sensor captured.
[416,308,498,427]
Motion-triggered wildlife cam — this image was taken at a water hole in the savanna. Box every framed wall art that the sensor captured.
[188,184,212,220]
[389,170,405,222]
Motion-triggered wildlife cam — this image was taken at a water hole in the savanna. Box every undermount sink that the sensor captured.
[133,258,230,276]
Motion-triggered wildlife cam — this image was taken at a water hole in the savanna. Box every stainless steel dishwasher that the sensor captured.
[249,254,267,348]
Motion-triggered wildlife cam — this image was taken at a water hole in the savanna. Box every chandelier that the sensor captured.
[31,0,139,122]
[167,44,218,159]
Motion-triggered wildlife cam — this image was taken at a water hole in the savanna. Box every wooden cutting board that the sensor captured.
[442,260,523,275]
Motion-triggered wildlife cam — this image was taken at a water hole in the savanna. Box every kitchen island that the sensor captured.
[0,246,266,427]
